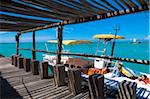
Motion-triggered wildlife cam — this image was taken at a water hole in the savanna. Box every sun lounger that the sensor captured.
[81,73,150,99]
[136,88,150,99]
[88,74,104,99]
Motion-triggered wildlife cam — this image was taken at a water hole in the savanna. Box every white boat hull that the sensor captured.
[43,54,70,66]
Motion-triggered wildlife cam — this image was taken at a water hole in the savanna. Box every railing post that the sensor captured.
[56,25,63,64]
[14,33,21,67]
[32,31,36,60]
[15,33,20,55]
[31,31,39,75]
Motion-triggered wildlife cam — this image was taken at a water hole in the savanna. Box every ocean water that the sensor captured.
[0,41,149,73]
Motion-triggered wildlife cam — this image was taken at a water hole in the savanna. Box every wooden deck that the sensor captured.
[0,57,89,99]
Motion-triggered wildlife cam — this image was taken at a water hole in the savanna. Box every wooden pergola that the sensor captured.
[0,0,149,65]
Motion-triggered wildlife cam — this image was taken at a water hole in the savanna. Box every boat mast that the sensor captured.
[111,25,120,56]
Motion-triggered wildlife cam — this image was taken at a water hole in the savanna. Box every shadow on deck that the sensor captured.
[0,72,23,99]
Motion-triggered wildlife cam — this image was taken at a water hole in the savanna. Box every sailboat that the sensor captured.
[131,38,142,44]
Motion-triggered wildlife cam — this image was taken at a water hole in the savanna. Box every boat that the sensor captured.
[43,40,92,67]
[92,34,124,69]
[81,34,150,94]
[131,38,142,44]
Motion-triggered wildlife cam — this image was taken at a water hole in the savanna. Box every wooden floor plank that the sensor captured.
[33,86,68,99]
[62,93,75,99]
[0,57,90,99]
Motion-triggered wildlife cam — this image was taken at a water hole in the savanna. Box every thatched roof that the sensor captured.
[0,0,149,33]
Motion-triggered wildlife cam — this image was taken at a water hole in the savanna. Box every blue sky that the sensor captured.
[0,11,149,43]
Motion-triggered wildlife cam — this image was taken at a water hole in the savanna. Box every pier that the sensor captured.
[0,1,149,99]
[0,57,89,99]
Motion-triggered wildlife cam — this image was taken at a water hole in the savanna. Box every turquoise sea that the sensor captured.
[0,41,149,73]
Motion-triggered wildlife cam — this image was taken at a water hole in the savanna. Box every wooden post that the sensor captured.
[15,33,20,55]
[39,61,48,79]
[11,55,15,65]
[31,60,39,75]
[17,57,24,68]
[53,64,66,87]
[14,55,19,67]
[23,58,31,72]
[67,68,82,95]
[56,25,63,64]
[88,74,104,99]
[14,33,20,66]
[32,31,36,60]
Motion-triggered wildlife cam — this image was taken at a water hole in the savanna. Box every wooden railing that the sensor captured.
[18,48,150,65]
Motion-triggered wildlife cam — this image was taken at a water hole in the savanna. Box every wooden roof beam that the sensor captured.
[1,0,74,20]
[0,6,66,20]
[79,0,107,14]
[0,26,34,32]
[91,0,113,12]
[0,22,43,28]
[114,0,126,10]
[66,0,98,15]
[49,0,95,15]
[120,0,133,9]
[20,7,148,33]
[127,0,138,8]
[0,14,52,24]
[101,0,119,11]
[137,0,149,9]
[0,19,47,26]
[20,0,80,18]
[57,0,94,16]
[35,0,87,16]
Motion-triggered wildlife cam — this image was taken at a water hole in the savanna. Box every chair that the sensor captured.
[118,80,137,99]
[136,88,150,99]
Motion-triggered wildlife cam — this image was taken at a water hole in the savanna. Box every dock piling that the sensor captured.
[56,25,63,64]
[67,68,82,95]
[17,57,24,68]
[14,55,19,67]
[53,64,66,87]
[11,55,15,65]
[32,31,36,60]
[39,61,48,79]
[31,60,39,75]
[23,58,31,72]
